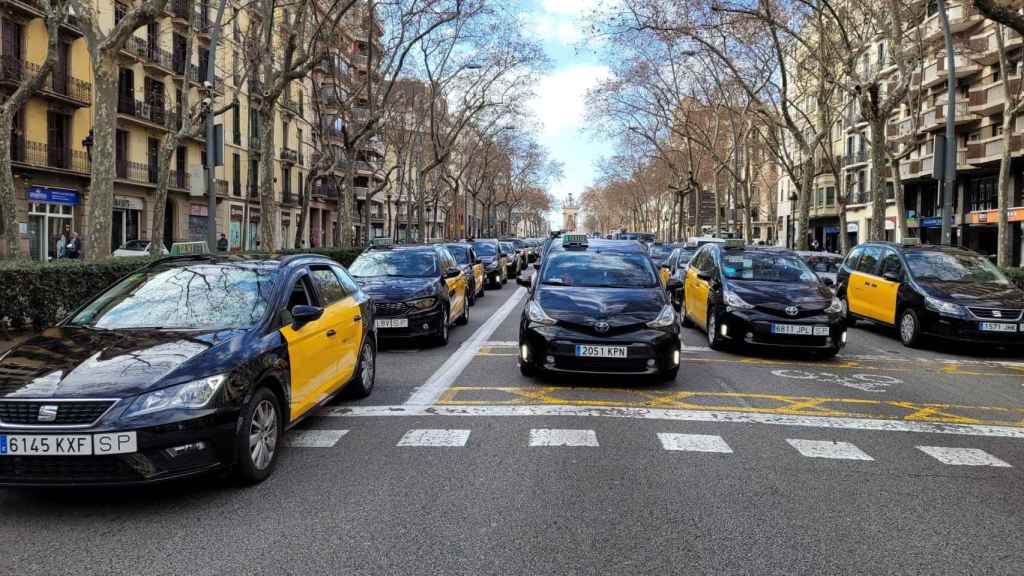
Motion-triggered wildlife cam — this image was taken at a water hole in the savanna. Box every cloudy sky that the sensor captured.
[519,0,612,229]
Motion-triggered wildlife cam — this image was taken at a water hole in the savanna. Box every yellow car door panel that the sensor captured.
[848,271,871,318]
[278,275,334,421]
[871,251,904,325]
[305,267,362,409]
[848,246,882,320]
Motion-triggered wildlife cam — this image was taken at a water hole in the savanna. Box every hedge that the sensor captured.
[0,248,365,333]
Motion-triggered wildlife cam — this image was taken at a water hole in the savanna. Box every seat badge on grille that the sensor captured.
[785,306,799,317]
[37,405,58,423]
[992,310,1002,318]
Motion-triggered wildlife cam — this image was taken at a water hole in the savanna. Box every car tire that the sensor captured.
[899,308,923,348]
[818,345,841,359]
[346,338,376,399]
[468,281,477,307]
[456,300,469,326]
[478,281,485,298]
[234,386,282,485]
[519,360,538,378]
[501,268,508,286]
[839,295,856,327]
[658,366,679,382]
[706,306,727,351]
[432,308,450,347]
[680,296,693,328]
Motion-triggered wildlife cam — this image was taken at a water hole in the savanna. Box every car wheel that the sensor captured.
[346,338,376,399]
[433,308,450,346]
[456,300,469,326]
[706,307,726,351]
[839,295,856,327]
[818,345,841,359]
[468,281,477,307]
[501,268,508,286]
[234,386,281,485]
[478,281,486,298]
[658,366,679,382]
[519,360,538,377]
[680,296,693,328]
[899,308,923,348]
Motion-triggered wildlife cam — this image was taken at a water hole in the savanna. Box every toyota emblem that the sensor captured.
[785,306,799,317]
[594,321,610,334]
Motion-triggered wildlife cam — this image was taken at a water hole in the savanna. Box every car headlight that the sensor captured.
[647,304,676,328]
[825,296,842,314]
[723,289,755,310]
[925,296,967,318]
[123,375,226,418]
[409,297,438,310]
[526,301,557,326]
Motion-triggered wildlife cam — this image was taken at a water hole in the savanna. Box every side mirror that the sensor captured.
[697,270,712,281]
[666,277,683,291]
[473,258,482,265]
[821,277,835,287]
[882,271,900,283]
[291,305,324,329]
[516,275,531,287]
[445,267,462,279]
[532,262,541,270]
[660,264,669,270]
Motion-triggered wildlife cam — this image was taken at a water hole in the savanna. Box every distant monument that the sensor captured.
[561,193,578,232]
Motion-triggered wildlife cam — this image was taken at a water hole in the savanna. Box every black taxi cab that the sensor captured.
[516,234,682,381]
[444,242,486,305]
[348,240,469,346]
[472,238,509,288]
[682,240,846,356]
[836,239,1024,347]
[0,254,375,486]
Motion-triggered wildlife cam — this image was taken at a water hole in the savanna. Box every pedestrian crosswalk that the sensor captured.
[285,427,1018,469]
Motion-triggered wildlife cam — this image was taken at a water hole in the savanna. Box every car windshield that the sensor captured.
[67,264,277,330]
[501,243,513,252]
[349,250,438,278]
[676,249,696,268]
[541,252,658,288]
[650,245,673,262]
[445,245,470,265]
[721,252,818,283]
[803,255,842,274]
[120,240,149,251]
[905,251,1009,285]
[473,242,497,256]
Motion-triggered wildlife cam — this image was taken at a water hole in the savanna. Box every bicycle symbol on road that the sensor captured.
[770,369,902,393]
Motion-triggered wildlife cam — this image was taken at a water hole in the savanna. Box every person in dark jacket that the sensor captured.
[217,233,229,252]
[66,232,82,259]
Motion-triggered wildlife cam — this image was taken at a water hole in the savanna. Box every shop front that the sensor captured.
[964,208,1024,264]
[26,186,78,261]
[111,196,143,252]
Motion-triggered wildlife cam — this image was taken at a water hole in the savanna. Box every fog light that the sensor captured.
[520,344,529,361]
[422,323,430,330]
[720,323,728,337]
[672,350,680,365]
[646,359,656,367]
[745,332,753,340]
[165,441,207,458]
[841,330,847,344]
[545,355,555,364]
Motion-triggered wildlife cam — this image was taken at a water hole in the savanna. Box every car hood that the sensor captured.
[727,280,832,309]
[355,276,439,301]
[478,255,497,264]
[0,327,242,399]
[536,286,666,326]
[917,280,1024,308]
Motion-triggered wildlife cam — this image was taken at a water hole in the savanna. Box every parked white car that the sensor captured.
[113,240,169,257]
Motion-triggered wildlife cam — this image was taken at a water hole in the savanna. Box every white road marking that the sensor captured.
[786,439,874,461]
[770,369,901,393]
[658,433,733,453]
[397,429,471,447]
[679,340,711,353]
[283,429,349,448]
[529,428,599,447]
[916,446,1012,467]
[324,404,1024,439]
[405,287,527,406]
[483,341,519,347]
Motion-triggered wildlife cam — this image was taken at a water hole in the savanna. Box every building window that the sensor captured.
[826,186,836,206]
[282,166,292,204]
[232,152,241,196]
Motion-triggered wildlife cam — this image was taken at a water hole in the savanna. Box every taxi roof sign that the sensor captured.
[900,237,922,246]
[723,238,745,249]
[369,238,394,249]
[562,234,588,247]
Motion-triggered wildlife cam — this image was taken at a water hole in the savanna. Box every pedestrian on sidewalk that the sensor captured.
[217,233,229,252]
[66,232,82,259]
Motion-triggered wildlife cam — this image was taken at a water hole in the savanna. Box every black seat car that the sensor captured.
[472,239,509,288]
[0,254,376,486]
[682,240,846,356]
[517,235,682,380]
[348,242,469,346]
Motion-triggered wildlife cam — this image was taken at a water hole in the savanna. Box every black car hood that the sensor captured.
[917,280,1024,308]
[0,327,241,399]
[355,276,439,301]
[728,280,832,309]
[478,255,497,265]
[536,286,665,326]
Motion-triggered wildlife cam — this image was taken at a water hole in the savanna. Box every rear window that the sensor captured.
[721,253,817,283]
[540,252,658,288]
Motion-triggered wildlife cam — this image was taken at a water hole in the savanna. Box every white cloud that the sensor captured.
[528,64,610,141]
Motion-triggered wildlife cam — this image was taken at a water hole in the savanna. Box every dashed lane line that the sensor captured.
[397,429,471,447]
[658,433,733,453]
[916,446,1012,467]
[529,428,599,447]
[786,439,874,461]
[404,288,527,406]
[324,404,1024,439]
[282,429,349,448]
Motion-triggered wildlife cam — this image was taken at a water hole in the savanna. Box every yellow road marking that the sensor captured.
[438,386,1024,427]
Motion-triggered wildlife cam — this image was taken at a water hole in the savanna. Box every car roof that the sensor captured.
[858,241,978,256]
[145,253,335,271]
[796,251,843,258]
[709,244,800,258]
[549,238,648,255]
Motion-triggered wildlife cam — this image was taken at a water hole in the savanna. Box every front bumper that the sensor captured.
[717,308,846,350]
[374,307,446,339]
[921,311,1024,344]
[520,323,680,375]
[0,411,239,486]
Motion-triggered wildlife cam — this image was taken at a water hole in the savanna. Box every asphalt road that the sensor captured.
[2,282,1024,576]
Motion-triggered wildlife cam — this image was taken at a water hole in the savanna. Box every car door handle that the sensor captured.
[353,315,361,322]
[864,281,871,286]
[326,329,337,337]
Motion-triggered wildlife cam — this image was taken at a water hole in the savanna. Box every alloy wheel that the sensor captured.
[707,312,716,345]
[361,342,375,392]
[249,399,278,471]
[900,311,916,344]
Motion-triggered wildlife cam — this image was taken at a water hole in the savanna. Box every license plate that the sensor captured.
[771,324,814,336]
[980,322,1018,333]
[0,432,137,456]
[375,318,408,329]
[575,345,628,358]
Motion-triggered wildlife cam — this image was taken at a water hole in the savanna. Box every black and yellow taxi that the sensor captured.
[682,240,846,356]
[836,239,1024,347]
[516,235,682,381]
[444,242,486,305]
[472,238,509,288]
[0,254,375,486]
[650,243,678,285]
[665,243,699,311]
[349,240,469,346]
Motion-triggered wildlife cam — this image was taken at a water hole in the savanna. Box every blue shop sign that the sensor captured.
[27,186,79,205]
[920,216,952,229]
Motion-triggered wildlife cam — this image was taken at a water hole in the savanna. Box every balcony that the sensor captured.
[360,139,384,156]
[966,135,1024,164]
[923,99,978,132]
[969,77,1020,117]
[0,56,91,106]
[280,148,298,164]
[11,139,90,174]
[968,31,1000,66]
[193,8,211,37]
[936,52,981,82]
[923,2,978,41]
[171,0,192,23]
[117,98,172,130]
[350,53,368,68]
[843,150,868,168]
[350,106,370,123]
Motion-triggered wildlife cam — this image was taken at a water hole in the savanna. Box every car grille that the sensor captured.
[968,308,1023,321]
[750,333,830,347]
[0,400,115,426]
[557,320,649,337]
[753,304,827,319]
[374,301,412,317]
[0,456,140,483]
[553,356,651,373]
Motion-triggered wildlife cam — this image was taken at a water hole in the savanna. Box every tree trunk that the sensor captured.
[416,171,427,241]
[712,180,721,234]
[84,57,119,260]
[891,156,909,241]
[997,115,1013,267]
[258,113,276,251]
[0,119,19,257]
[869,118,887,241]
[295,172,315,248]
[796,167,813,251]
[148,139,178,254]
